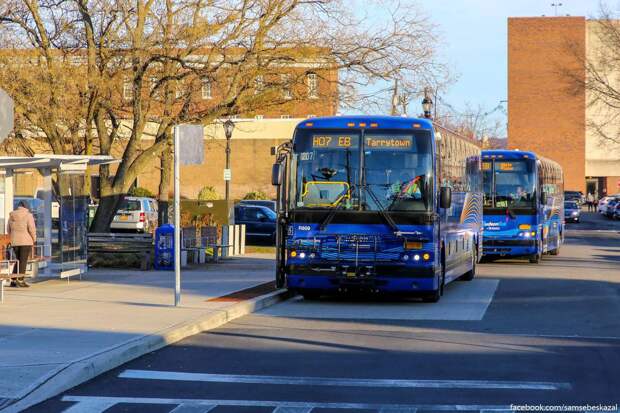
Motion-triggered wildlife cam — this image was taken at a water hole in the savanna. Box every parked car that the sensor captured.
[237,199,277,212]
[614,202,620,220]
[234,204,276,244]
[604,198,619,218]
[564,191,583,206]
[564,201,580,223]
[598,195,620,214]
[110,197,158,233]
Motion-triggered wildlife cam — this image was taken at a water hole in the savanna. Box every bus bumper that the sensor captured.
[482,239,537,257]
[286,273,438,294]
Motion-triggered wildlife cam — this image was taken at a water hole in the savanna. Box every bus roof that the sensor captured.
[482,149,537,160]
[296,115,434,130]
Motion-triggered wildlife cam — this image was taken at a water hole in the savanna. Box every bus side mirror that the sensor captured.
[540,192,547,205]
[440,186,452,209]
[272,163,282,186]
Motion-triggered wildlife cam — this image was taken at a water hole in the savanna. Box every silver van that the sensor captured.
[110,197,158,233]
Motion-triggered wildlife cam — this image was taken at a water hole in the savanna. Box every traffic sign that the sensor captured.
[0,88,14,142]
[224,169,231,181]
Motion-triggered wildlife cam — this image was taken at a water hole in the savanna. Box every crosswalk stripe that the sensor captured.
[169,404,217,413]
[62,399,116,413]
[379,409,417,413]
[61,395,512,411]
[119,369,570,390]
[272,408,313,413]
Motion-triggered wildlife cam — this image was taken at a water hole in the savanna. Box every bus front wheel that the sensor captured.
[423,260,445,303]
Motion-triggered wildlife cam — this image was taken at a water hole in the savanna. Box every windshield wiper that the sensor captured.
[318,192,350,231]
[362,185,399,233]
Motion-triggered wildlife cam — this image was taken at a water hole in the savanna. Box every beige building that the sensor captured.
[137,118,303,200]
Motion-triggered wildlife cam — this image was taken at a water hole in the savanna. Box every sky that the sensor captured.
[418,0,604,127]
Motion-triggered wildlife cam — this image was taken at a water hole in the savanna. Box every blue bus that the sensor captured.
[481,150,564,263]
[271,116,483,302]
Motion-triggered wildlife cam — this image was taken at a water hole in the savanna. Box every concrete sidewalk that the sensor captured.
[0,254,284,412]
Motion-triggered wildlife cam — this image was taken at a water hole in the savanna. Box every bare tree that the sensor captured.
[562,5,620,147]
[435,101,506,143]
[0,0,448,231]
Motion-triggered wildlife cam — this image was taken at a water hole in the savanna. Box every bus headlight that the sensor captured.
[423,253,431,260]
[413,254,420,261]
[299,252,306,259]
[402,254,410,261]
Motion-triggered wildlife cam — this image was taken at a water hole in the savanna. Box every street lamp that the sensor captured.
[422,89,433,119]
[223,119,235,205]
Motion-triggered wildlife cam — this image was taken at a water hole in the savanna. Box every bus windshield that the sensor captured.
[291,129,433,212]
[483,159,536,209]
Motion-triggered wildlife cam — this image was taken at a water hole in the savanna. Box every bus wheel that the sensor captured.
[423,260,444,303]
[529,252,541,263]
[549,245,560,256]
[459,246,476,281]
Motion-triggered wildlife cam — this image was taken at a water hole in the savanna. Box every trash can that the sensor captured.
[154,224,174,270]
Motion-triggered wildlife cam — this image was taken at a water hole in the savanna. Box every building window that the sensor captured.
[281,74,292,100]
[202,78,212,100]
[255,75,264,95]
[280,114,291,119]
[307,114,316,118]
[255,115,264,120]
[307,72,318,98]
[123,79,133,100]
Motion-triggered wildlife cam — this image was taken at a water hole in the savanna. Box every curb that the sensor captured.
[1,288,293,413]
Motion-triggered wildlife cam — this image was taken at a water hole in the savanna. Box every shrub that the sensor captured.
[243,190,268,200]
[129,186,155,198]
[197,186,220,200]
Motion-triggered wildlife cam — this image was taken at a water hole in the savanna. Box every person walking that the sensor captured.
[587,192,595,212]
[8,201,36,287]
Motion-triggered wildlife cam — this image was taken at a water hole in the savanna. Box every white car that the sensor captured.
[598,195,620,214]
[110,197,158,233]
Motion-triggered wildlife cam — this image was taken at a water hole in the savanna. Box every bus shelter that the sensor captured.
[0,155,117,279]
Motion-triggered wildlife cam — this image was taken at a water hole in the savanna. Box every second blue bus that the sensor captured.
[481,150,564,263]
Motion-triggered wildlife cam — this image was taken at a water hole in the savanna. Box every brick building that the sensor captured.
[508,16,620,196]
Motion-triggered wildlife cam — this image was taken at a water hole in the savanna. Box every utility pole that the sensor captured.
[391,79,399,116]
[551,2,563,16]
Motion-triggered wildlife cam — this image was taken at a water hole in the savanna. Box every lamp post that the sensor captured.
[223,119,235,205]
[422,88,433,119]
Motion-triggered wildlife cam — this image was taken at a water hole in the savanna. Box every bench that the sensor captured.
[88,233,153,270]
[0,260,18,302]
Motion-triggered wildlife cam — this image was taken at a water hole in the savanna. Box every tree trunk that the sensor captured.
[90,193,123,233]
[158,132,173,225]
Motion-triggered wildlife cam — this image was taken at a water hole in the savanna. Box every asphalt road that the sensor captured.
[28,214,620,413]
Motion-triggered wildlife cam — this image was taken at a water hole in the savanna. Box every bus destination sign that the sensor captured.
[312,135,358,149]
[365,136,412,150]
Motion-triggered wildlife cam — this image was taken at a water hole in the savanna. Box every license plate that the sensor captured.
[120,215,128,221]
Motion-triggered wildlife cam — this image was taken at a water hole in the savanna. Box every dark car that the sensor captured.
[237,200,277,212]
[605,199,619,218]
[564,191,583,205]
[234,204,277,244]
[614,202,620,220]
[564,201,580,223]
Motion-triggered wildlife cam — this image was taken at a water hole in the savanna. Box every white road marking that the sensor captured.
[62,399,116,413]
[258,279,500,321]
[273,407,313,413]
[61,395,512,411]
[118,369,569,390]
[379,409,418,413]
[169,404,217,413]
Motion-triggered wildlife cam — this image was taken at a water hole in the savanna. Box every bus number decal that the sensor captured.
[297,225,311,231]
[300,152,314,161]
